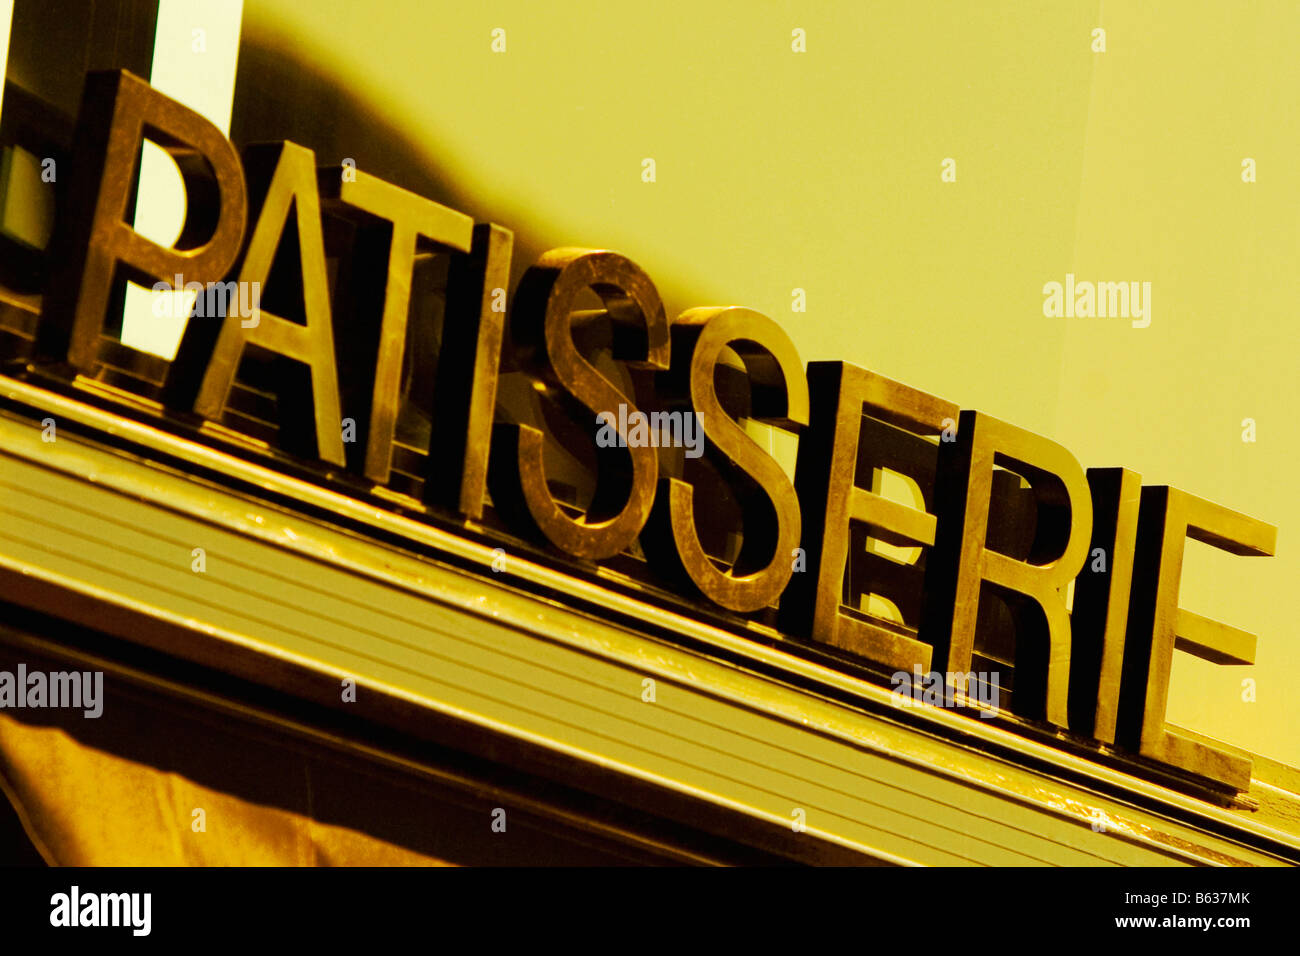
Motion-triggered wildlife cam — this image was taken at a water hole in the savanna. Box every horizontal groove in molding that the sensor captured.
[0,409,1290,866]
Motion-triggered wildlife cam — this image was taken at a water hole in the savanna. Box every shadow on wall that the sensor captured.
[229,27,550,297]
[228,26,621,499]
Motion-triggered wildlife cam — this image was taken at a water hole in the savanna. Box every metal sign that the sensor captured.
[6,70,1278,792]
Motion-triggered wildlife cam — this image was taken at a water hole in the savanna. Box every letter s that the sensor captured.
[488,249,670,559]
[643,307,808,612]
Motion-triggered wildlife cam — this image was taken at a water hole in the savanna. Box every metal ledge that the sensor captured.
[0,377,1296,865]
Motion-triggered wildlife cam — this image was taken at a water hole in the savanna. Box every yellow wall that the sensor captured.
[235,1,1298,765]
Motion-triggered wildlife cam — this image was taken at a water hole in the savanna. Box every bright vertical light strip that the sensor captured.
[121,0,244,360]
[0,0,13,119]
